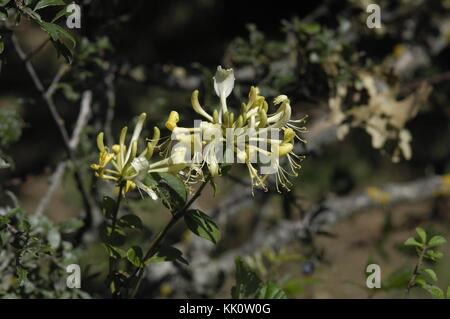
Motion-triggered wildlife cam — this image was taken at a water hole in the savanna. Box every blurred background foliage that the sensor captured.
[0,0,450,298]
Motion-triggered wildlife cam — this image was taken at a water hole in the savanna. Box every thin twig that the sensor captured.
[34,91,92,216]
[12,34,95,228]
[405,246,427,297]
[24,38,50,62]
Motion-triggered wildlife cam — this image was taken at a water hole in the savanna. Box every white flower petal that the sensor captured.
[213,66,235,99]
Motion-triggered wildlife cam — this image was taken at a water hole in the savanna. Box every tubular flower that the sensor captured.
[90,113,188,198]
[166,66,307,192]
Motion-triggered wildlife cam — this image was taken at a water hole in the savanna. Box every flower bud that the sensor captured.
[165,111,180,131]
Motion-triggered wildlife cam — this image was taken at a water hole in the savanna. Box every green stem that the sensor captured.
[126,176,211,298]
[108,182,124,298]
[405,245,428,298]
[111,183,124,232]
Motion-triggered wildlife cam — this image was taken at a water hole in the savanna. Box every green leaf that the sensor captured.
[38,21,76,63]
[99,224,125,247]
[51,6,70,23]
[446,286,450,299]
[382,266,412,291]
[415,277,426,287]
[104,244,126,259]
[404,237,422,248]
[153,173,187,211]
[421,284,444,299]
[0,216,9,228]
[415,227,427,243]
[231,257,262,299]
[34,0,65,11]
[147,245,188,265]
[101,196,116,219]
[0,0,11,7]
[117,214,143,230]
[57,83,80,101]
[126,246,144,268]
[424,268,438,282]
[255,282,288,299]
[425,250,444,262]
[184,209,220,244]
[59,218,84,233]
[46,228,61,249]
[16,266,28,286]
[428,235,447,247]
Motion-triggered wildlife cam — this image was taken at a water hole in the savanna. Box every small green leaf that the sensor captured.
[404,237,422,248]
[127,246,144,268]
[101,196,116,219]
[38,21,76,63]
[147,245,188,265]
[0,0,11,7]
[153,173,187,212]
[424,269,438,282]
[416,227,427,243]
[117,214,143,230]
[99,224,125,247]
[421,284,444,299]
[428,235,447,247]
[232,257,262,299]
[104,244,126,259]
[184,209,220,244]
[425,250,444,261]
[16,266,28,286]
[59,218,84,233]
[415,277,426,287]
[46,228,61,249]
[34,0,65,11]
[0,216,9,228]
[255,282,288,299]
[51,6,70,23]
[446,286,450,299]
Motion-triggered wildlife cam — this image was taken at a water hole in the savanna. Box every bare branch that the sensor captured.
[12,34,96,224]
[34,91,93,216]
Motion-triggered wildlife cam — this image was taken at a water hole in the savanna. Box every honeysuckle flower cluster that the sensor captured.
[90,113,187,199]
[165,66,307,192]
[91,66,306,195]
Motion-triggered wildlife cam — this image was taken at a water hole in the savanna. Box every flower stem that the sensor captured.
[108,182,124,298]
[126,176,211,298]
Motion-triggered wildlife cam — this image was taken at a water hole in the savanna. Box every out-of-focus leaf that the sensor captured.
[415,227,427,243]
[147,245,188,265]
[428,235,447,247]
[126,246,143,268]
[152,172,187,212]
[117,214,143,230]
[38,21,76,63]
[255,282,288,299]
[184,209,220,244]
[59,218,84,233]
[424,269,438,282]
[421,284,444,299]
[232,257,262,299]
[34,0,65,11]
[101,196,116,219]
[404,237,422,248]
